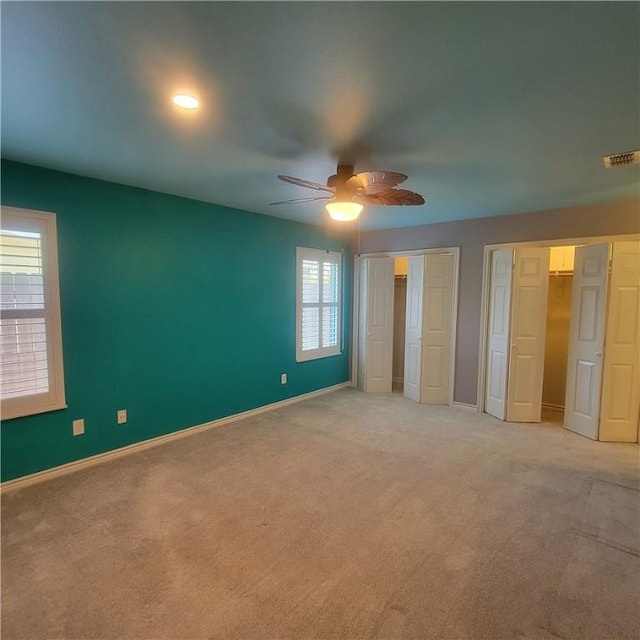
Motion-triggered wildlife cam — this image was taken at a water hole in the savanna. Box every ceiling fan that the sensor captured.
[270,163,425,221]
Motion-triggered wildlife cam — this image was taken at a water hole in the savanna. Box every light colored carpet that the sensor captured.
[2,388,639,639]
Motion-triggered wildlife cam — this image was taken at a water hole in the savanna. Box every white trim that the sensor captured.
[453,401,479,412]
[448,248,460,407]
[0,382,350,494]
[358,247,461,258]
[476,243,493,415]
[542,403,565,411]
[482,233,640,252]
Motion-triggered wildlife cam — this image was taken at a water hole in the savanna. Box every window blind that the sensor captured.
[0,231,50,399]
[296,248,341,362]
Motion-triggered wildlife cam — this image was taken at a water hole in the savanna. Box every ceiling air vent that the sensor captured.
[602,150,640,168]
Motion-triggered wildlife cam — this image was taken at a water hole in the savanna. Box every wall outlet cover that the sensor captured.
[72,419,85,436]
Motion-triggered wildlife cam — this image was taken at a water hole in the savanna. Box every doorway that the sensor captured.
[354,248,460,405]
[541,246,575,426]
[479,236,640,442]
[392,257,408,393]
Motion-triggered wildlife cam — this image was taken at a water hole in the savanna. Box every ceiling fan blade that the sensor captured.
[277,175,334,193]
[355,171,408,194]
[358,188,425,206]
[269,195,332,205]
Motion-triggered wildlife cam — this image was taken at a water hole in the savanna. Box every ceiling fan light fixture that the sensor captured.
[172,94,200,109]
[326,201,363,222]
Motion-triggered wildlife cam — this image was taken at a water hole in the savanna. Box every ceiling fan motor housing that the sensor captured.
[327,163,355,187]
[327,164,363,200]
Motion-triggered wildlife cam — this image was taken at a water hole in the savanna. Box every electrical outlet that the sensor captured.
[117,409,127,425]
[281,373,287,384]
[72,419,85,436]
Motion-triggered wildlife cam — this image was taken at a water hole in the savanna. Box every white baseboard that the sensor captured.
[1,382,350,494]
[453,401,479,412]
[542,403,565,411]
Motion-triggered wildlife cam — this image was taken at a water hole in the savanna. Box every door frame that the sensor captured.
[476,233,640,416]
[352,247,460,404]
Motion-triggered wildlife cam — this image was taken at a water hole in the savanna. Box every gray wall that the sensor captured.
[356,199,640,405]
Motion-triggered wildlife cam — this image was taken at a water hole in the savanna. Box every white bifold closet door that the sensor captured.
[485,249,513,420]
[485,247,549,421]
[564,243,609,440]
[485,249,514,420]
[422,253,455,404]
[403,253,455,404]
[403,256,424,402]
[359,257,395,393]
[506,247,550,422]
[598,241,640,442]
[357,257,368,390]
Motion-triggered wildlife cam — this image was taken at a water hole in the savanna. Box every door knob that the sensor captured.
[595,352,602,357]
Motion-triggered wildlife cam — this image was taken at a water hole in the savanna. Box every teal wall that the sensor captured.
[1,160,351,481]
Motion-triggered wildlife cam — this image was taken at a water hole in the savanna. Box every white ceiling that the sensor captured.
[2,2,639,230]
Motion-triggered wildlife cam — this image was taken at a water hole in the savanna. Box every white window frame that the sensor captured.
[1,206,66,420]
[296,247,342,362]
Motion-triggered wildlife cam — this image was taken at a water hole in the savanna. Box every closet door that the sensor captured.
[599,241,640,442]
[506,247,550,422]
[357,257,367,390]
[422,253,456,405]
[564,243,609,440]
[404,256,424,402]
[485,249,514,419]
[362,257,395,393]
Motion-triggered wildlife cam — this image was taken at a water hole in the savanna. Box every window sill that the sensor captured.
[296,349,342,363]
[1,401,68,422]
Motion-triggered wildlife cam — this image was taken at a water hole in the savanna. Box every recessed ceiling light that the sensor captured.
[172,94,200,110]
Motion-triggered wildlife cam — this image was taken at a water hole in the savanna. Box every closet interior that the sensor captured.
[542,246,575,424]
[392,256,408,393]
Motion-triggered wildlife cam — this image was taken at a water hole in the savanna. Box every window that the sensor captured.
[296,247,342,362]
[1,207,66,419]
